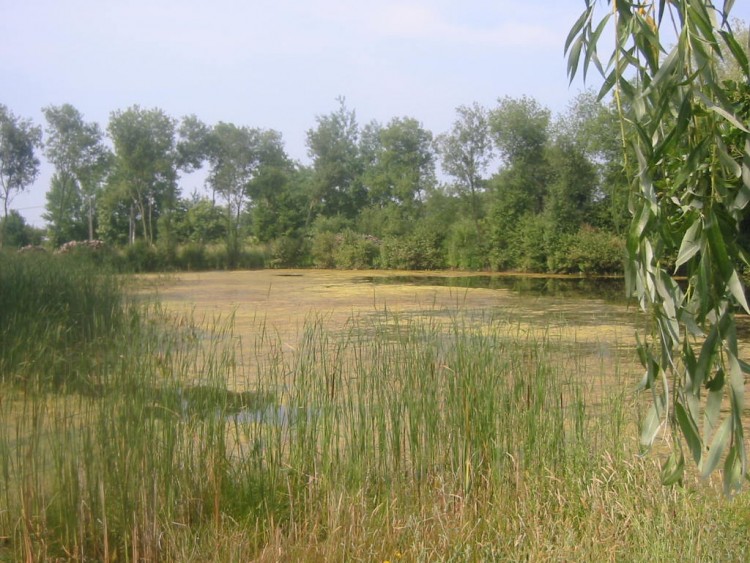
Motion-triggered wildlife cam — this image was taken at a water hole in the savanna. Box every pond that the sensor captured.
[147,268,750,425]
[356,274,627,302]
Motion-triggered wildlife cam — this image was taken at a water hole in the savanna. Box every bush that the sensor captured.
[269,235,310,268]
[177,242,208,271]
[332,230,380,269]
[379,228,445,270]
[123,240,162,272]
[445,219,488,270]
[311,231,338,268]
[548,226,625,275]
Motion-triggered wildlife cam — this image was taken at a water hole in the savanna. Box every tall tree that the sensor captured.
[43,171,87,245]
[544,137,596,234]
[436,103,494,225]
[568,1,750,491]
[365,117,436,210]
[0,105,42,248]
[556,91,630,233]
[489,96,551,214]
[43,104,110,242]
[306,98,364,220]
[206,123,288,263]
[106,106,178,245]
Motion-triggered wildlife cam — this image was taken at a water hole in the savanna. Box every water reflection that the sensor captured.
[356,275,628,303]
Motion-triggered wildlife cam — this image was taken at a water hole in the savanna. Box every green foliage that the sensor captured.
[306,97,365,219]
[379,226,445,270]
[311,231,338,268]
[0,210,35,248]
[0,105,42,247]
[123,239,163,272]
[445,218,488,270]
[362,116,436,211]
[43,103,110,241]
[548,226,625,275]
[311,227,379,269]
[568,1,750,490]
[269,235,310,268]
[173,197,227,244]
[44,172,88,246]
[176,241,208,270]
[332,230,379,269]
[106,105,179,245]
[436,102,493,223]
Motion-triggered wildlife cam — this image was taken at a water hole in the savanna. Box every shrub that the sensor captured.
[177,242,208,271]
[379,228,445,270]
[123,240,162,272]
[269,235,310,268]
[549,226,625,275]
[332,230,380,269]
[445,219,488,270]
[311,231,338,268]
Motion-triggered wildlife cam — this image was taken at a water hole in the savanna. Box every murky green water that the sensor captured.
[355,275,628,303]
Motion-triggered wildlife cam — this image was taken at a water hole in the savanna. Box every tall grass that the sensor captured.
[0,251,126,391]
[1,253,749,561]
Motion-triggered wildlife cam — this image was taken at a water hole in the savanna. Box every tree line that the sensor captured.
[0,93,653,273]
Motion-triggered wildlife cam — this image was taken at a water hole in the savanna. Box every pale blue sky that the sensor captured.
[2,0,749,226]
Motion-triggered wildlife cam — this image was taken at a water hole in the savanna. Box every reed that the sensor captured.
[1,254,748,561]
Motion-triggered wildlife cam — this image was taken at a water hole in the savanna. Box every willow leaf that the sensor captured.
[716,136,742,178]
[567,36,585,85]
[674,219,701,270]
[704,368,724,445]
[700,416,731,478]
[640,395,665,452]
[661,450,685,486]
[695,91,750,132]
[724,445,743,496]
[719,29,749,76]
[675,401,703,465]
[706,216,750,312]
[565,7,591,54]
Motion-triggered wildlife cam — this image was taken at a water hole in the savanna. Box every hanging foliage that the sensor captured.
[567,1,750,492]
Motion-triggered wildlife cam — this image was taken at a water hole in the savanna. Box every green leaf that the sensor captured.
[675,401,703,465]
[586,15,611,77]
[724,445,743,497]
[716,136,742,178]
[695,91,750,133]
[723,1,735,23]
[704,369,725,445]
[700,416,731,478]
[687,4,719,52]
[640,395,665,452]
[646,44,681,95]
[719,29,749,77]
[661,450,685,486]
[565,7,591,54]
[567,36,585,85]
[742,138,750,198]
[706,215,750,313]
[674,219,701,270]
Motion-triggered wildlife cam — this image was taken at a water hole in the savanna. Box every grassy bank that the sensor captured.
[1,253,748,561]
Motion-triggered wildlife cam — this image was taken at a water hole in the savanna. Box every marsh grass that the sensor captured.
[1,254,749,561]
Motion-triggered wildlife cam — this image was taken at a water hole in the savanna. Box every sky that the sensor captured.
[2,0,750,227]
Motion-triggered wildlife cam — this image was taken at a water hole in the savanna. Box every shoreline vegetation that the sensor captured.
[2,251,750,560]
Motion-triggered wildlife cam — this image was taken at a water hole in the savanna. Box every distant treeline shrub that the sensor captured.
[21,224,624,274]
